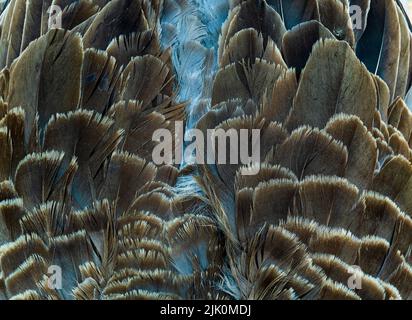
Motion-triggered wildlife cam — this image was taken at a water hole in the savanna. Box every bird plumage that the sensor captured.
[0,0,411,300]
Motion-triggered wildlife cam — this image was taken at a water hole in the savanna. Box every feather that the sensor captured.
[294,176,359,227]
[43,111,123,208]
[98,152,157,216]
[282,20,335,75]
[80,49,120,114]
[273,127,348,179]
[0,198,24,244]
[1,108,25,174]
[388,97,412,143]
[4,254,49,297]
[261,69,298,123]
[325,114,377,189]
[372,154,412,215]
[83,0,150,50]
[0,0,16,50]
[394,5,411,98]
[1,0,412,301]
[58,0,99,30]
[317,0,355,46]
[266,0,320,30]
[221,28,286,68]
[223,0,286,50]
[20,0,42,54]
[312,253,386,300]
[107,30,162,70]
[373,75,391,121]
[318,279,361,299]
[0,180,17,203]
[356,0,401,101]
[358,236,390,276]
[0,127,12,180]
[349,0,371,42]
[116,54,173,107]
[49,231,98,299]
[15,152,66,209]
[4,0,26,67]
[108,100,176,161]
[168,214,224,297]
[7,29,83,139]
[286,39,376,131]
[212,61,286,106]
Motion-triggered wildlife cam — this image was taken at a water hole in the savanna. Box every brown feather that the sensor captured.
[286,39,376,131]
[7,29,83,137]
[282,20,335,75]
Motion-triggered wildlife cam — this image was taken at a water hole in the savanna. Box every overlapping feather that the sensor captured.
[0,0,412,301]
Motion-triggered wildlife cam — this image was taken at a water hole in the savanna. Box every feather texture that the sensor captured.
[0,0,412,301]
